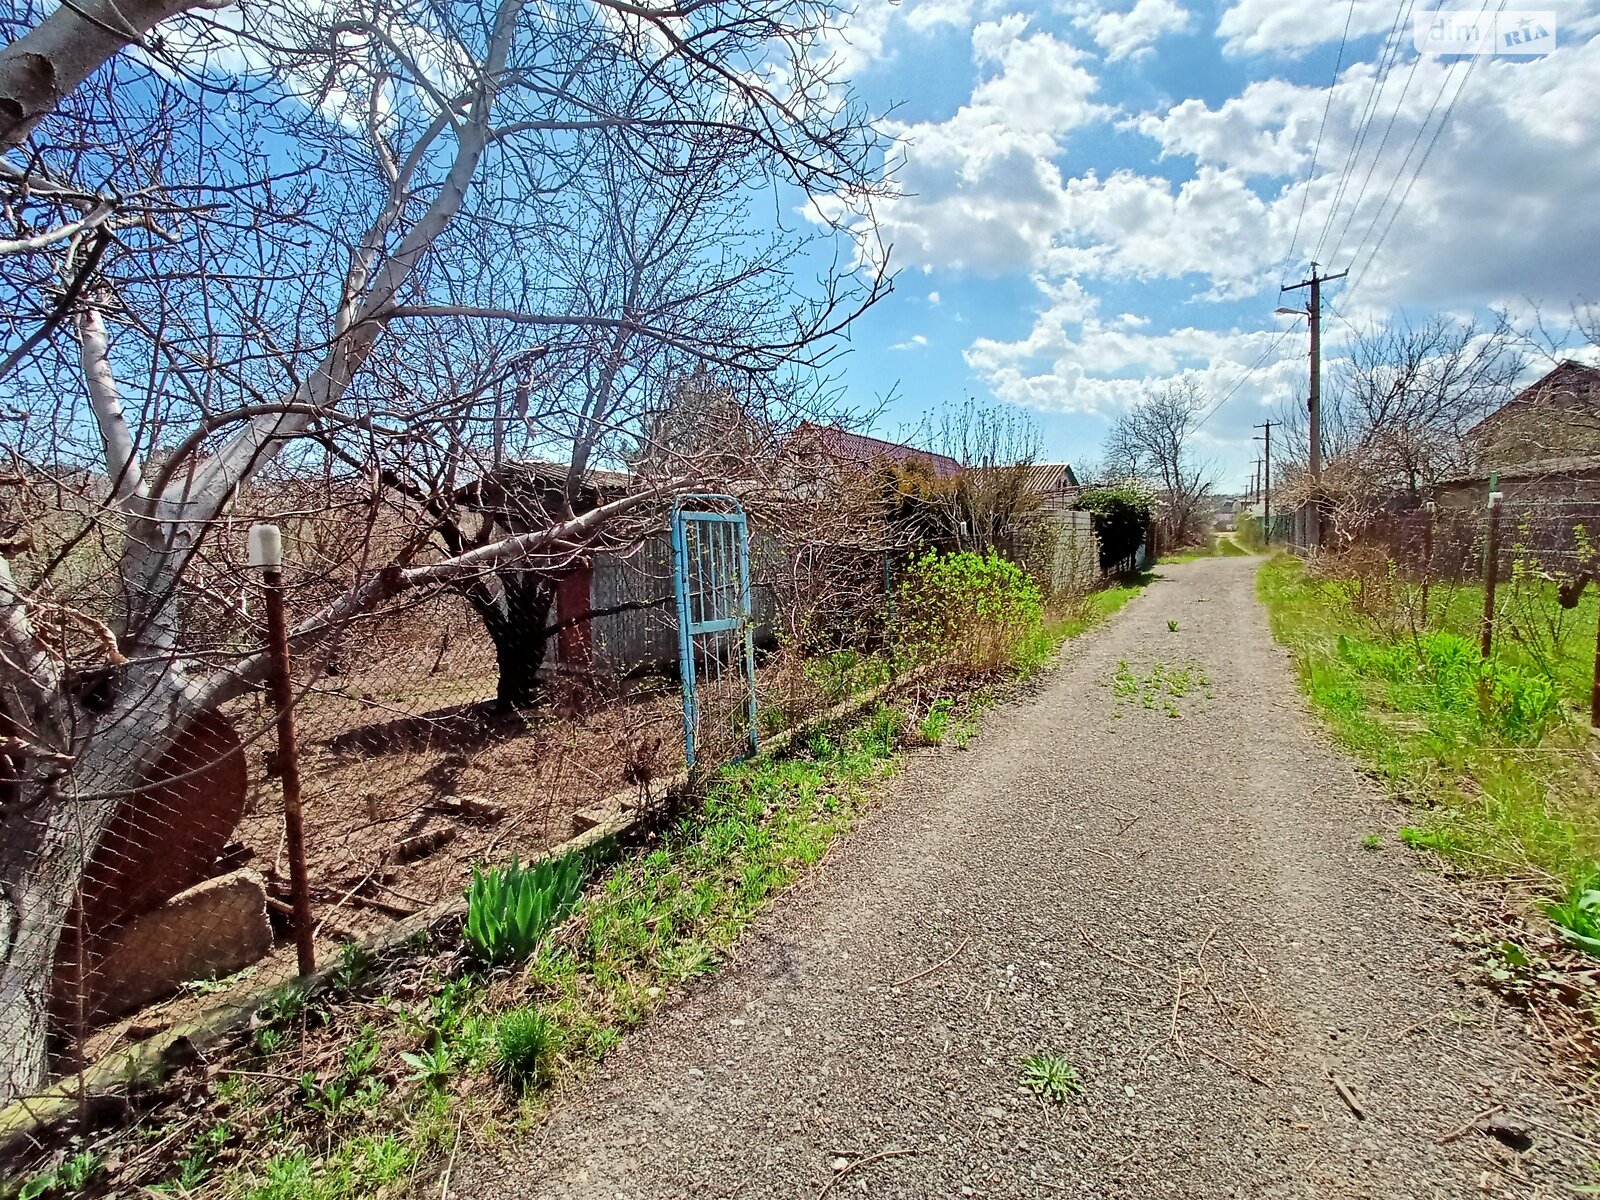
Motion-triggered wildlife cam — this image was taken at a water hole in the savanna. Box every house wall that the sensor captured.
[557,531,778,678]
[1430,464,1600,511]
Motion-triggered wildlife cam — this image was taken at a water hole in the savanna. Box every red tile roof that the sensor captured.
[793,422,964,478]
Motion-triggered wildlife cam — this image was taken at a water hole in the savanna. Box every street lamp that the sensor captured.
[1274,306,1307,318]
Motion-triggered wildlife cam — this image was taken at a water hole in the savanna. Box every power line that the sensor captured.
[1343,8,1501,303]
[1311,0,1415,265]
[1284,0,1359,272]
[1338,53,1468,276]
[1195,327,1297,431]
[1326,11,1429,264]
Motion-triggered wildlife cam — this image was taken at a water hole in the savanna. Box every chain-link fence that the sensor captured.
[0,458,1131,1113]
[1333,489,1600,727]
[0,485,920,1113]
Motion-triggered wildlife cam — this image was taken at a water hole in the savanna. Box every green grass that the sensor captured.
[1257,556,1598,892]
[1162,534,1251,564]
[1215,535,1249,557]
[204,717,909,1200]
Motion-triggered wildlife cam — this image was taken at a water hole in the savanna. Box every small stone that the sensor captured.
[832,1157,850,1172]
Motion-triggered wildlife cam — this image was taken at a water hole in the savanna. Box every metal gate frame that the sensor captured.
[670,494,758,769]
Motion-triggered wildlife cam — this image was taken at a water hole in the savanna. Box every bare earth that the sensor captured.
[455,557,1595,1199]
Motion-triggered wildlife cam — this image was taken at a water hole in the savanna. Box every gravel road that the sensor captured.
[456,557,1594,1199]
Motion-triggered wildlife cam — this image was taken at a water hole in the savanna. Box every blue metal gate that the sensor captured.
[671,495,758,769]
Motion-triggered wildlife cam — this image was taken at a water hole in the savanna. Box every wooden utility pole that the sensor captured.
[1254,422,1277,546]
[1280,263,1347,550]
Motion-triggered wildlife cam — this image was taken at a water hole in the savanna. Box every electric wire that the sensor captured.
[1311,0,1415,265]
[1338,52,1467,277]
[1195,326,1299,431]
[1284,0,1359,273]
[1344,2,1504,303]
[1326,5,1429,264]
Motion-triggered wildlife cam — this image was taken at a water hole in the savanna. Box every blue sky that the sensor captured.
[818,0,1600,491]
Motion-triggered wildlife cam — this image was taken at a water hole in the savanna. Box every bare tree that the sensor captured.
[1102,380,1215,545]
[0,0,889,1098]
[0,0,235,150]
[912,396,1042,553]
[1272,312,1525,536]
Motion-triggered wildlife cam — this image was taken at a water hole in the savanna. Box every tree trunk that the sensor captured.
[463,571,556,712]
[1,0,225,149]
[0,662,204,1100]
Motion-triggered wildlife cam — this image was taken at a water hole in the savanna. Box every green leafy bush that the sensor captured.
[893,550,1043,673]
[464,853,586,967]
[1234,510,1264,551]
[1074,487,1153,571]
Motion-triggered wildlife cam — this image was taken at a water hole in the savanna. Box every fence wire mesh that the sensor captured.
[0,505,916,1113]
[0,462,1124,1113]
[1335,494,1600,725]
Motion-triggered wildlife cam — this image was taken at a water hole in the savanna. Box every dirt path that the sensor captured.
[457,558,1593,1199]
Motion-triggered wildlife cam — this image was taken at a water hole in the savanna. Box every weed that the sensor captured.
[464,851,587,966]
[918,698,953,744]
[1545,875,1600,956]
[14,1151,102,1199]
[1112,660,1138,699]
[257,979,312,1027]
[1360,833,1382,851]
[1167,619,1179,632]
[252,1026,287,1057]
[329,941,376,993]
[494,1006,557,1088]
[1110,658,1207,717]
[170,1123,232,1190]
[400,1039,454,1091]
[1020,1053,1083,1103]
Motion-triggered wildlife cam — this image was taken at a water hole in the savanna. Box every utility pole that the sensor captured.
[1279,263,1347,549]
[1253,457,1261,503]
[1254,421,1277,545]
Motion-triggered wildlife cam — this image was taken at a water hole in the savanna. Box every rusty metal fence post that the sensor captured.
[1420,502,1434,627]
[1479,487,1502,660]
[250,523,316,976]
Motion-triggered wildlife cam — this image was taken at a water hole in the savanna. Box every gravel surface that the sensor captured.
[454,557,1595,1199]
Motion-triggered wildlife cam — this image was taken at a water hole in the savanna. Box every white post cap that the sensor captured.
[248,523,283,570]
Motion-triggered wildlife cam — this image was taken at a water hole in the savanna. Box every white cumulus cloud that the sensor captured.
[1080,0,1190,62]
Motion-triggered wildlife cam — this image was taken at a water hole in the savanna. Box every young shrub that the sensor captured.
[464,852,587,967]
[1234,509,1264,551]
[893,550,1044,675]
[494,1006,557,1087]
